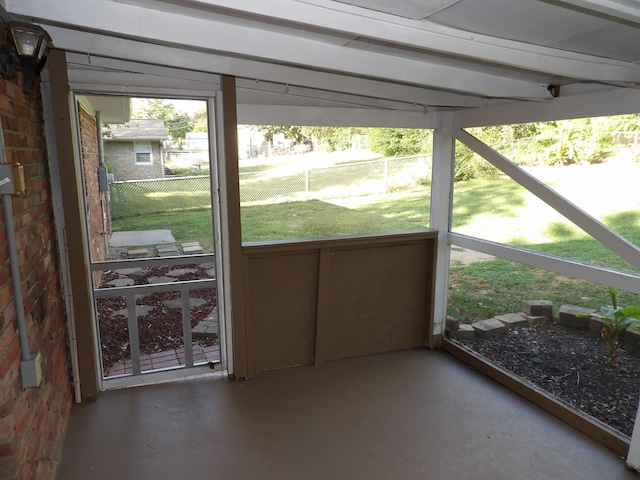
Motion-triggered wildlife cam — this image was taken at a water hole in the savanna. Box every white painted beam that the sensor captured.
[552,0,640,25]
[8,0,550,99]
[455,129,640,271]
[43,26,498,109]
[137,0,640,83]
[455,88,640,127]
[236,79,424,112]
[236,105,435,128]
[449,233,640,294]
[67,70,218,92]
[430,112,456,336]
[66,53,221,86]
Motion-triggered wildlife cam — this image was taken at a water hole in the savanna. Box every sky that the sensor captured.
[132,98,207,116]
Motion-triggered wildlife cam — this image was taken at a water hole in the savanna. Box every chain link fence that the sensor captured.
[240,155,430,204]
[110,176,211,219]
[110,155,431,218]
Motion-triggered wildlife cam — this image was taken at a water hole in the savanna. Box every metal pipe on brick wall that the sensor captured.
[0,112,33,362]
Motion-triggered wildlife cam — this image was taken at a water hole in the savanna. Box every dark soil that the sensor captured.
[456,322,640,437]
[97,263,217,368]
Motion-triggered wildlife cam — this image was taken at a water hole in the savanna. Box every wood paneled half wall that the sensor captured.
[242,231,438,375]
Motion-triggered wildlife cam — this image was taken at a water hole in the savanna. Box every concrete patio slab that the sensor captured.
[110,230,176,247]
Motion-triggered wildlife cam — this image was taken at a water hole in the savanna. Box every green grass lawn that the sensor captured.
[111,160,639,319]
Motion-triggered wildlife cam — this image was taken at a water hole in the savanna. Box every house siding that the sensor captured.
[105,140,164,181]
[0,61,72,478]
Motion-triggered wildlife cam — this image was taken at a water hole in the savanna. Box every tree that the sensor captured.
[132,99,193,147]
[368,128,431,156]
[191,107,208,132]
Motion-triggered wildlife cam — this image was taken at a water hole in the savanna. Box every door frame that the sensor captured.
[44,49,234,397]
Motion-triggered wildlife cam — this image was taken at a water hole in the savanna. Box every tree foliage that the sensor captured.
[368,128,432,156]
[132,99,193,146]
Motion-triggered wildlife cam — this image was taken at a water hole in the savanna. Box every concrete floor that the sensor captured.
[57,350,638,480]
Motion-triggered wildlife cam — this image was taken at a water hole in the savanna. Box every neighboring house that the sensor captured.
[104,119,169,181]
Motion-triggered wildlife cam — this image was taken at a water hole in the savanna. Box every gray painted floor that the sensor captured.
[57,350,638,480]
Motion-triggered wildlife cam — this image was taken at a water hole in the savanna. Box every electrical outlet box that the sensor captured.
[0,164,15,195]
[98,165,109,192]
[0,164,25,195]
[21,352,43,389]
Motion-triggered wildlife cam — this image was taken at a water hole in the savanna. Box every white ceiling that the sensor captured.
[6,0,640,126]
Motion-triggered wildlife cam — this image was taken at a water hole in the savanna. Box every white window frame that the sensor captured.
[134,141,153,164]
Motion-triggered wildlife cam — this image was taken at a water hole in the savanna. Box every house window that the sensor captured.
[135,142,152,164]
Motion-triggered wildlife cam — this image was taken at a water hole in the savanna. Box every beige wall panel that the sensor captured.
[247,252,319,372]
[326,243,429,360]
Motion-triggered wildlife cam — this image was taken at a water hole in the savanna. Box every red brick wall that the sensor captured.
[0,56,73,478]
[78,105,110,284]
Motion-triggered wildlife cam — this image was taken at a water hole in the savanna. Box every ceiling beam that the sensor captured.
[132,0,640,83]
[41,25,501,109]
[549,0,640,25]
[236,105,436,128]
[455,87,640,128]
[235,79,425,112]
[7,0,551,99]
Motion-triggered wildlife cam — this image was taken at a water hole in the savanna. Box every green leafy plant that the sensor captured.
[591,287,640,366]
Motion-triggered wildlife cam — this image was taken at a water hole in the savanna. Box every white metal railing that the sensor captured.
[92,255,217,378]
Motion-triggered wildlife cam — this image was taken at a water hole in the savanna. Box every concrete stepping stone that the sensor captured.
[114,267,142,275]
[148,276,177,284]
[471,318,507,338]
[162,298,208,309]
[182,242,204,254]
[192,308,219,338]
[157,245,179,257]
[558,304,595,328]
[166,268,197,277]
[106,278,135,287]
[494,313,528,329]
[206,268,216,278]
[127,248,149,258]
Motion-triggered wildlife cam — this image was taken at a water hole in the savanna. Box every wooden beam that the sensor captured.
[455,88,640,128]
[455,129,640,272]
[449,233,640,295]
[142,0,640,82]
[236,105,436,128]
[551,0,640,25]
[429,112,456,336]
[43,26,496,109]
[47,49,100,400]
[214,76,249,378]
[8,0,550,99]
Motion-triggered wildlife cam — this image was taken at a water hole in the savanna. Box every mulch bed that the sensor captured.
[455,322,640,437]
[97,264,218,369]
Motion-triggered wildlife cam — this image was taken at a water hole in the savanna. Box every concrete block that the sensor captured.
[521,300,553,317]
[472,318,507,338]
[446,315,460,331]
[520,313,547,325]
[127,248,149,258]
[622,327,640,350]
[494,313,528,329]
[157,245,179,257]
[447,323,475,340]
[558,304,595,328]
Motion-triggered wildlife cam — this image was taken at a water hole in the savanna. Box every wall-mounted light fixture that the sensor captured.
[2,21,51,94]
